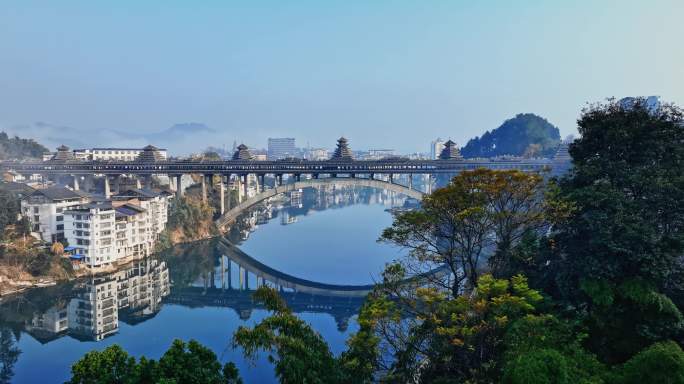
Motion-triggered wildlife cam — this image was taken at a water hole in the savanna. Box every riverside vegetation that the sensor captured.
[36,99,684,382]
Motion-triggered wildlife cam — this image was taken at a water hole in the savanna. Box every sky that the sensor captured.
[1,0,683,155]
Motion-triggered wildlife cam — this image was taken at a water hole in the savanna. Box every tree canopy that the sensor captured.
[460,113,561,158]
[0,131,48,160]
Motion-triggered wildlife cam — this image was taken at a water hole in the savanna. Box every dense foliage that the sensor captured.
[0,190,21,237]
[460,113,561,158]
[0,131,48,160]
[548,99,684,363]
[68,340,241,384]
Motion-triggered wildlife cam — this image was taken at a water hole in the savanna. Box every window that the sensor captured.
[33,207,39,214]
[56,224,64,231]
[56,216,63,222]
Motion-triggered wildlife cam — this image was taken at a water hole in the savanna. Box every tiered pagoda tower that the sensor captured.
[438,140,463,160]
[332,137,353,160]
[137,145,164,162]
[51,145,74,161]
[232,144,253,160]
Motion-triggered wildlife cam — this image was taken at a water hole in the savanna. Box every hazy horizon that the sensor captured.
[1,1,682,155]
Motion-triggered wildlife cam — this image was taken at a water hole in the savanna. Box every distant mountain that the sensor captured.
[0,131,49,160]
[460,113,561,158]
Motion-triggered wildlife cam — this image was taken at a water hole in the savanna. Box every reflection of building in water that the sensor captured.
[68,275,118,341]
[26,302,70,343]
[23,258,170,342]
[288,189,303,208]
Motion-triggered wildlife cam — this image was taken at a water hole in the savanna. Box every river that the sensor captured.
[0,185,415,383]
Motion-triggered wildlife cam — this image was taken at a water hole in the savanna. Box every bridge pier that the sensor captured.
[104,176,111,199]
[259,175,265,192]
[276,174,283,187]
[389,174,394,184]
[83,175,93,193]
[201,174,207,203]
[408,174,413,190]
[71,175,79,191]
[242,174,249,200]
[175,175,184,198]
[219,176,225,214]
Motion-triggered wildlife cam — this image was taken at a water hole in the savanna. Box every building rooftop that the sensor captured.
[28,186,85,202]
[115,204,146,217]
[116,188,164,199]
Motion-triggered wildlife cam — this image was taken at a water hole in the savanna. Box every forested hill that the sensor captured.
[460,113,561,158]
[0,131,49,160]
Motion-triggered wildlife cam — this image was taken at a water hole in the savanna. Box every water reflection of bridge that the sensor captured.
[166,288,363,332]
[217,177,424,228]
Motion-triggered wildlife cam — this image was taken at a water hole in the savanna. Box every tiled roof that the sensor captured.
[30,186,84,201]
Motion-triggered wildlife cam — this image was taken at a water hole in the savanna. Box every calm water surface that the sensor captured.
[1,186,412,383]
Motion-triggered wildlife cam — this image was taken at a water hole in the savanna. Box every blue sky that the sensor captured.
[1,1,682,154]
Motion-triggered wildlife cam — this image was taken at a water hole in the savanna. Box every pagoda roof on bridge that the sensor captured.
[439,140,463,160]
[136,145,165,162]
[232,144,253,160]
[331,137,353,160]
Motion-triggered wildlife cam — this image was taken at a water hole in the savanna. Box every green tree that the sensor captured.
[233,287,347,384]
[502,315,604,384]
[68,340,241,384]
[380,168,553,295]
[610,341,684,384]
[460,113,561,158]
[552,98,684,363]
[361,272,543,383]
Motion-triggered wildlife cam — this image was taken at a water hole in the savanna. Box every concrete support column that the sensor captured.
[259,175,265,192]
[83,175,93,193]
[236,175,243,203]
[144,175,153,190]
[242,174,249,199]
[389,174,394,184]
[176,175,184,198]
[201,175,207,203]
[370,173,374,180]
[276,174,282,187]
[295,174,301,182]
[408,174,413,190]
[104,176,111,199]
[313,173,319,179]
[350,173,355,178]
[219,175,225,215]
[72,175,80,191]
[134,176,141,190]
[239,265,244,290]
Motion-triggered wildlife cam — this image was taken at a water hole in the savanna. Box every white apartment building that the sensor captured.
[114,189,171,236]
[63,189,170,268]
[430,138,445,160]
[113,203,154,261]
[21,187,90,243]
[63,202,117,268]
[73,148,168,162]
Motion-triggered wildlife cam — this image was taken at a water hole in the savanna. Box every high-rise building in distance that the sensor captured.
[267,138,297,160]
[430,138,445,160]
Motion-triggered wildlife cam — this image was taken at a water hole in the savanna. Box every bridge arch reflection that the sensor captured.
[217,177,424,229]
